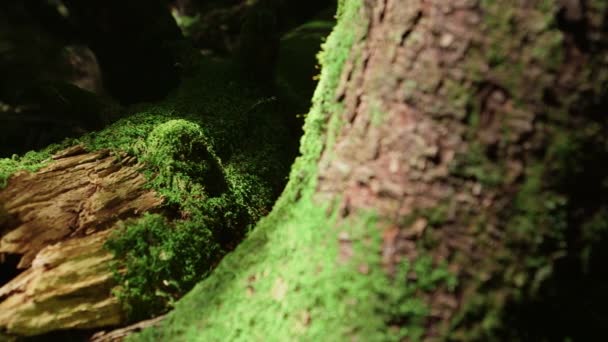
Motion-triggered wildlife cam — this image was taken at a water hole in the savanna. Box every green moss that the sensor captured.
[369,99,386,126]
[446,137,608,339]
[446,22,608,338]
[481,1,562,91]
[314,1,365,155]
[86,5,347,319]
[423,202,451,227]
[441,1,608,339]
[126,1,461,340]
[132,202,456,341]
[531,30,564,71]
[143,119,227,202]
[456,121,608,339]
[145,119,210,173]
[450,142,504,187]
[106,213,220,320]
[94,53,298,319]
[402,79,418,103]
[443,78,473,121]
[0,143,68,188]
[172,12,201,37]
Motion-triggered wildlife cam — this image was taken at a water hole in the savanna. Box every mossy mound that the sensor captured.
[145,119,227,198]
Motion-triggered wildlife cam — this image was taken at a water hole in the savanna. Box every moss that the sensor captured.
[88,4,344,319]
[0,143,68,188]
[314,1,365,155]
[143,119,227,201]
[446,127,608,339]
[369,99,386,126]
[132,203,456,341]
[443,1,608,339]
[450,142,504,187]
[106,213,221,321]
[126,1,462,340]
[445,2,565,194]
[402,79,418,103]
[473,121,608,340]
[172,12,201,37]
[0,40,300,320]
[25,10,337,319]
[94,53,299,319]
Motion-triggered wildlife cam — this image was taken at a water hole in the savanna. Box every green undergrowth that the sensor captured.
[131,1,454,340]
[78,5,339,320]
[105,213,219,319]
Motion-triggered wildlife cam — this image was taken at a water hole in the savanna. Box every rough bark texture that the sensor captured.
[0,146,162,335]
[320,0,608,338]
[0,146,161,269]
[315,4,466,332]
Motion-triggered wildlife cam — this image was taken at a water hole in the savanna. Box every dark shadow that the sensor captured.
[0,254,23,289]
[498,70,608,342]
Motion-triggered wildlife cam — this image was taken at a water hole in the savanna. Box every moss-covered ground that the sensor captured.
[99,55,302,320]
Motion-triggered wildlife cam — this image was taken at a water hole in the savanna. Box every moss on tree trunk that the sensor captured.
[131,0,608,341]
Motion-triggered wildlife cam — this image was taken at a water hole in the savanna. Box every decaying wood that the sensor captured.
[0,145,162,269]
[0,230,120,336]
[90,314,166,342]
[0,146,163,336]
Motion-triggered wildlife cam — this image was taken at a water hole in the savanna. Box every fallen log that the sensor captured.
[0,146,162,336]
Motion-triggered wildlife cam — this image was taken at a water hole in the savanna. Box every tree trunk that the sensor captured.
[131,0,608,340]
[1,0,607,340]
